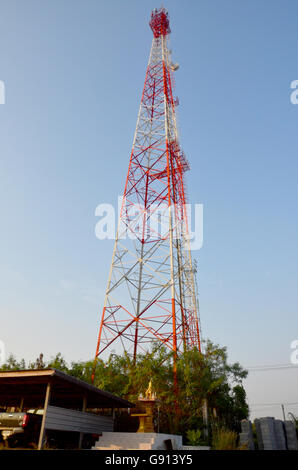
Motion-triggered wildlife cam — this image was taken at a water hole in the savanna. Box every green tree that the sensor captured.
[0,354,26,371]
[47,352,68,372]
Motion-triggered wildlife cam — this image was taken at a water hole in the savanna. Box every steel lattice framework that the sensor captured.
[94,8,201,370]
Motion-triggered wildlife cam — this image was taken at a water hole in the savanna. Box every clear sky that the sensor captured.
[0,0,297,420]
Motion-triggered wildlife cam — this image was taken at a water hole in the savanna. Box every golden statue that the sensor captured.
[145,379,153,399]
[132,379,157,433]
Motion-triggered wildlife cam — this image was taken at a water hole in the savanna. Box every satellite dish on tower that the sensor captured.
[170,62,179,71]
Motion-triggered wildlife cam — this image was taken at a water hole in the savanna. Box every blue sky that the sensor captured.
[0,0,297,419]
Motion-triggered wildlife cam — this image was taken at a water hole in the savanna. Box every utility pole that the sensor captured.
[281,404,286,421]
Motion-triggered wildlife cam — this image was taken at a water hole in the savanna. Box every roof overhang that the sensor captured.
[0,369,134,409]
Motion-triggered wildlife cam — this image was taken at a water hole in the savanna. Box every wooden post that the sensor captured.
[112,408,116,431]
[78,396,87,449]
[38,382,51,450]
[19,398,24,412]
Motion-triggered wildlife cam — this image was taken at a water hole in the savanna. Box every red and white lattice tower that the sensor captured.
[93,8,201,373]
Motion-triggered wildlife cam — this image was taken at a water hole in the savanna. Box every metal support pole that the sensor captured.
[112,408,116,431]
[78,395,87,449]
[19,397,24,412]
[38,382,51,450]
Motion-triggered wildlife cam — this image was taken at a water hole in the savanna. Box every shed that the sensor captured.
[0,369,133,449]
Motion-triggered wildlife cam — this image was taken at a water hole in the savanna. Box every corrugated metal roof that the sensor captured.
[0,368,134,409]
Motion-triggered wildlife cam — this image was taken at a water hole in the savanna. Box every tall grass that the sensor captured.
[211,428,238,450]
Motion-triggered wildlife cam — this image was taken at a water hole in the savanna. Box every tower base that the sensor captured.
[92,432,182,450]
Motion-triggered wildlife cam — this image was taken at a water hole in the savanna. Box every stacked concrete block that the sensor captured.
[284,421,298,450]
[254,418,264,450]
[274,420,287,450]
[239,420,255,450]
[258,417,278,450]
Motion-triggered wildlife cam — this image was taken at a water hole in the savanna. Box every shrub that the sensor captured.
[186,429,203,446]
[212,428,238,450]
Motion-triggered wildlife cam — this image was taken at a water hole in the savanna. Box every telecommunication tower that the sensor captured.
[93,8,201,377]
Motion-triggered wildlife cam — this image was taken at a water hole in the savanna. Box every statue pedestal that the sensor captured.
[131,398,156,433]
